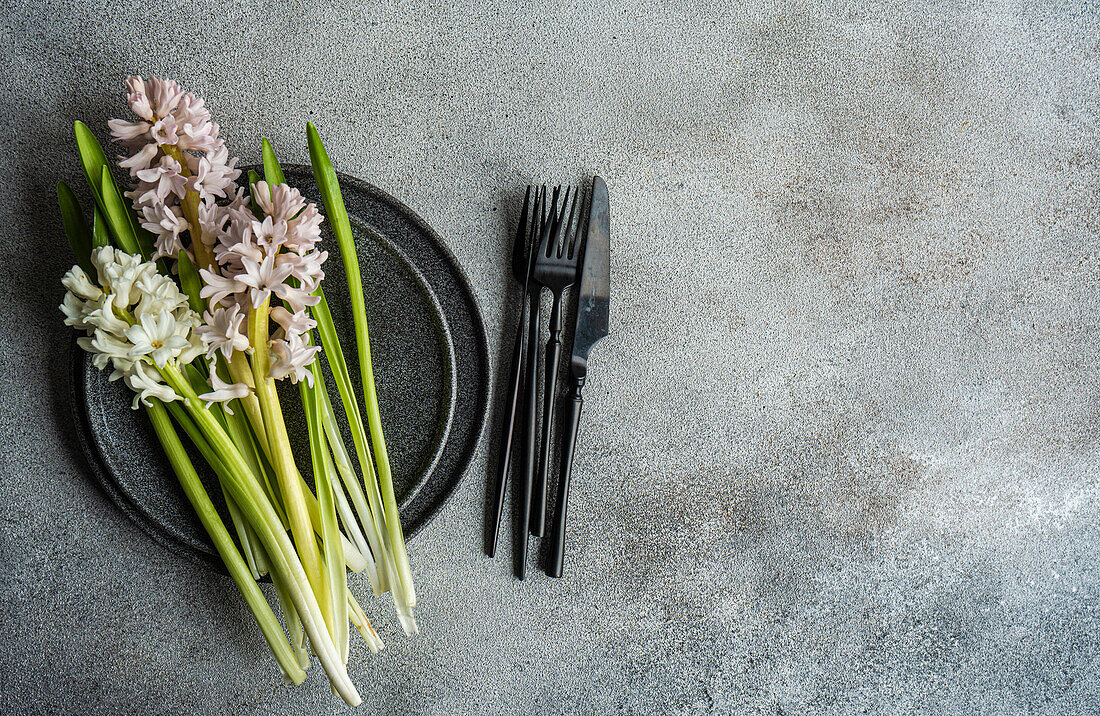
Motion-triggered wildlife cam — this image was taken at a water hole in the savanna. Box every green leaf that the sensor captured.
[316,371,386,595]
[57,181,94,276]
[99,165,142,255]
[312,293,391,594]
[269,565,310,670]
[178,252,205,314]
[306,124,355,252]
[73,121,110,211]
[308,122,417,632]
[262,137,287,185]
[184,361,211,393]
[75,121,154,260]
[247,169,264,220]
[91,206,110,249]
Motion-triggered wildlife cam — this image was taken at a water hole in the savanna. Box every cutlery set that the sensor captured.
[488,177,610,578]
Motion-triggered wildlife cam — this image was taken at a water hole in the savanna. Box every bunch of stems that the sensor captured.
[59,120,415,704]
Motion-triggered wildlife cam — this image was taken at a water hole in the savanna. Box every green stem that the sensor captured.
[347,588,384,654]
[329,457,378,586]
[227,353,269,455]
[159,363,360,705]
[225,362,365,575]
[248,300,327,608]
[210,402,267,579]
[146,399,305,684]
[312,294,391,594]
[161,401,264,577]
[222,397,284,524]
[245,518,269,577]
[358,331,415,610]
[269,566,310,672]
[316,368,386,593]
[224,489,261,579]
[304,368,350,664]
[262,133,386,591]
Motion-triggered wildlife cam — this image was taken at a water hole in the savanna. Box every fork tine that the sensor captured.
[511,185,532,278]
[529,186,540,249]
[540,184,549,228]
[538,185,560,259]
[568,184,588,261]
[558,185,572,226]
[549,185,560,221]
[548,186,572,258]
[560,185,579,259]
[527,186,546,276]
[540,185,549,238]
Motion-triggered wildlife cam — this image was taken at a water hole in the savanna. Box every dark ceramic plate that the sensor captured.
[72,165,489,571]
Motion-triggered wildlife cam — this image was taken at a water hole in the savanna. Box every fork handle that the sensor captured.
[487,294,527,558]
[516,286,541,579]
[531,294,563,536]
[549,375,584,577]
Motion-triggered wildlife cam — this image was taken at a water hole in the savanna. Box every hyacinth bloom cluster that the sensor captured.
[59,247,243,410]
[108,76,243,259]
[198,180,327,385]
[59,78,417,704]
[109,76,326,387]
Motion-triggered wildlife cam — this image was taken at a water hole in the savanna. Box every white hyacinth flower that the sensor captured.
[125,312,192,367]
[84,293,132,336]
[61,265,102,301]
[61,291,94,329]
[124,361,180,410]
[197,304,250,360]
[60,247,244,410]
[198,366,251,412]
[269,331,321,387]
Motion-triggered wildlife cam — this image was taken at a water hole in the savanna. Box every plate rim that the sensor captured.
[71,166,490,571]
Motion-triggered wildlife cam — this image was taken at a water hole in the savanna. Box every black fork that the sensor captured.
[488,185,544,559]
[529,186,586,537]
[517,187,556,577]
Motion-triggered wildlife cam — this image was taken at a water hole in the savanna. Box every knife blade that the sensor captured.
[569,176,610,379]
[548,175,609,577]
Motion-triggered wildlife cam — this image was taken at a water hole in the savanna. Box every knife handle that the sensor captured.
[531,294,563,536]
[549,375,584,578]
[488,295,527,558]
[517,286,541,579]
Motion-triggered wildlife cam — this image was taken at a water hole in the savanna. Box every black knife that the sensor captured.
[548,176,609,577]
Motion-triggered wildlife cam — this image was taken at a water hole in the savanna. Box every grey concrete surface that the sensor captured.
[1,0,1098,713]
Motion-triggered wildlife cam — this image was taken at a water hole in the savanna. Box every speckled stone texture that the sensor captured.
[1,1,1098,713]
